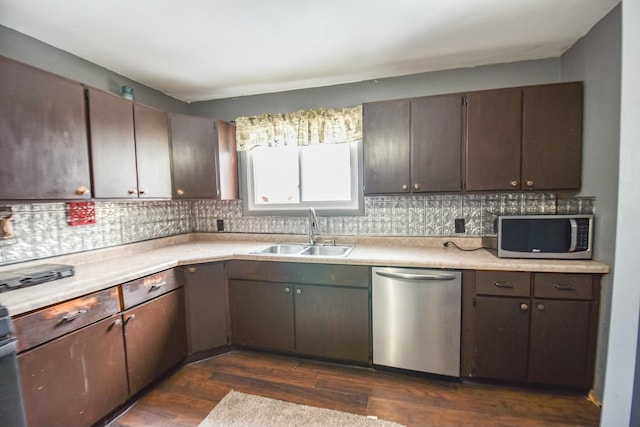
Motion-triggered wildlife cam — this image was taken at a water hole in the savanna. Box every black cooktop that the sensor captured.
[0,264,75,293]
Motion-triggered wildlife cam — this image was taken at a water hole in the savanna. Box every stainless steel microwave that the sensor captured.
[482,214,594,259]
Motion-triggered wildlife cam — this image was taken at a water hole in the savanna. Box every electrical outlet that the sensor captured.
[454,218,466,234]
[216,219,225,232]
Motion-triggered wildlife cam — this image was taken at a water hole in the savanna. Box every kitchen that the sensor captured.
[0,1,638,427]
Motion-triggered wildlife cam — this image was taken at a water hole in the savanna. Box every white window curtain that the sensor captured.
[235,105,362,151]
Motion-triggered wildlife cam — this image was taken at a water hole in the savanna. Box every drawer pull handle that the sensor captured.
[554,283,576,291]
[61,309,87,323]
[149,281,167,290]
[494,281,514,289]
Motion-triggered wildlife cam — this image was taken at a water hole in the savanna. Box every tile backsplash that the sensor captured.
[0,193,595,266]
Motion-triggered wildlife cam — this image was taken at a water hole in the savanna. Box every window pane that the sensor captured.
[300,143,351,202]
[252,146,300,204]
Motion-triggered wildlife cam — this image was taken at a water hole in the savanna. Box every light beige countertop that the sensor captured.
[0,233,610,316]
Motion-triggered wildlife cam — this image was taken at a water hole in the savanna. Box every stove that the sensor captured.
[0,263,75,293]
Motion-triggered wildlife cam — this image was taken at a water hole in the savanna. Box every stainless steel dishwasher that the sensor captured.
[372,267,462,377]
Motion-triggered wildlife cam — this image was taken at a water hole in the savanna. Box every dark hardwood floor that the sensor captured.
[107,351,600,427]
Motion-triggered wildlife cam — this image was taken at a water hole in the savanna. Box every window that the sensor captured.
[240,140,363,215]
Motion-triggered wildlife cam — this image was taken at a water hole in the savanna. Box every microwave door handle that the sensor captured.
[569,219,578,252]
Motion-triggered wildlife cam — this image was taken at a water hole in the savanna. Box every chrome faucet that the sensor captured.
[308,207,320,245]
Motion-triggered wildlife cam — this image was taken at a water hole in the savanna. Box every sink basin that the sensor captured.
[299,245,354,257]
[250,244,307,255]
[250,244,354,258]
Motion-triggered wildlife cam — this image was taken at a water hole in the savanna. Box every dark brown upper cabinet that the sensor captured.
[0,56,92,200]
[465,87,523,191]
[364,95,463,195]
[521,82,583,191]
[170,114,238,200]
[363,100,411,194]
[411,94,464,192]
[466,83,583,192]
[87,88,172,198]
[133,103,172,198]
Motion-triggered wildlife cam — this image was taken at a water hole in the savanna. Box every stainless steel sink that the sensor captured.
[250,244,307,255]
[299,245,354,257]
[250,244,354,258]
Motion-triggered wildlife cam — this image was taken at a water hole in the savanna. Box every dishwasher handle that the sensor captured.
[375,271,458,281]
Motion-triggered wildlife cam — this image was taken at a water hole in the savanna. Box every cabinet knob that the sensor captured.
[510,181,519,188]
[188,267,196,273]
[537,304,545,311]
[139,188,147,194]
[176,188,185,196]
[526,180,534,187]
[296,289,302,295]
[128,188,137,195]
[284,287,290,293]
[76,186,90,195]
[125,314,136,324]
[520,303,528,311]
[414,183,421,190]
[402,184,408,191]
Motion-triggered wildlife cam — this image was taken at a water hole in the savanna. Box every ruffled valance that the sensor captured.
[235,105,362,151]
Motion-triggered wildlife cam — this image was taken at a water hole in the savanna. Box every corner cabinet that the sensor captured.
[227,261,370,364]
[363,94,463,194]
[170,114,238,200]
[87,88,172,198]
[462,270,600,390]
[184,263,229,355]
[0,56,92,199]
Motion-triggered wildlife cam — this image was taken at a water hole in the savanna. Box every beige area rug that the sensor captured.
[197,390,405,427]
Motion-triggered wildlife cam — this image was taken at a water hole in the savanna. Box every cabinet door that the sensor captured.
[170,114,219,199]
[528,299,591,388]
[228,279,294,352]
[18,316,128,427]
[87,88,139,198]
[363,100,411,194]
[123,288,187,395]
[466,88,522,191]
[0,57,91,199]
[294,284,370,363]
[411,94,463,192]
[474,296,529,381]
[522,82,583,191]
[185,263,228,354]
[134,103,172,198]
[216,120,239,200]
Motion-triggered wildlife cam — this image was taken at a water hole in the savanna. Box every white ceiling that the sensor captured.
[0,0,620,103]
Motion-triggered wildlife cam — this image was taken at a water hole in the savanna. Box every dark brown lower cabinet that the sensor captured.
[18,316,129,427]
[228,279,295,352]
[184,263,228,354]
[123,288,188,395]
[528,299,592,387]
[227,261,370,364]
[473,296,529,382]
[294,284,369,362]
[465,271,600,390]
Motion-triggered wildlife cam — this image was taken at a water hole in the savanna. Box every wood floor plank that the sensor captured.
[106,351,600,427]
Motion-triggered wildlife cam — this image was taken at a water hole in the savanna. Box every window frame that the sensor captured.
[239,140,364,216]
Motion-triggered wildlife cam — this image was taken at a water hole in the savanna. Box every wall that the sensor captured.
[190,59,560,121]
[559,5,621,402]
[0,25,190,114]
[601,0,640,425]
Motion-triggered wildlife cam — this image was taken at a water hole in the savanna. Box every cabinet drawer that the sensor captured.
[476,271,530,297]
[14,287,120,353]
[533,273,593,300]
[121,268,180,309]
